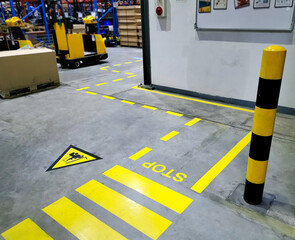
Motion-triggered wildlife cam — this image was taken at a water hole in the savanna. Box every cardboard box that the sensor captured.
[0,48,60,98]
[119,29,138,36]
[120,36,138,43]
[120,41,138,47]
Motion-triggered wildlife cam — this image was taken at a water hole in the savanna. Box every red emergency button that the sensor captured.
[156,6,163,16]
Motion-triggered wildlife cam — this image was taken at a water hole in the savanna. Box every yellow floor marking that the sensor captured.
[121,100,135,105]
[112,78,123,82]
[104,165,193,214]
[96,82,107,86]
[1,218,53,240]
[185,118,202,126]
[86,91,98,95]
[124,72,134,75]
[103,95,115,100]
[113,64,121,66]
[191,131,252,193]
[132,86,254,113]
[112,70,121,73]
[125,62,132,64]
[161,131,179,141]
[76,180,172,240]
[127,75,137,78]
[129,147,152,160]
[142,105,158,110]
[100,66,109,70]
[135,60,142,62]
[76,87,89,91]
[43,197,127,240]
[166,111,183,117]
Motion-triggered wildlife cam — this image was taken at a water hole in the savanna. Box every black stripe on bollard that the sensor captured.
[244,180,265,205]
[249,133,272,161]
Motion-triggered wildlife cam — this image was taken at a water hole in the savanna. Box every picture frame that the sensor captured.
[274,0,293,7]
[214,0,228,9]
[199,0,212,13]
[253,0,270,8]
[235,0,250,8]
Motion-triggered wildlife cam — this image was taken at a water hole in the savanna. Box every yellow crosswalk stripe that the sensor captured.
[76,180,172,240]
[1,218,53,240]
[135,60,142,62]
[161,131,179,141]
[104,165,193,214]
[112,78,123,82]
[43,197,127,240]
[127,75,136,78]
[125,62,132,64]
[114,64,121,66]
[185,118,201,126]
[96,82,107,86]
[112,70,121,73]
[142,105,158,110]
[121,100,135,105]
[103,95,115,100]
[129,147,152,160]
[86,91,97,95]
[166,111,183,117]
[76,87,89,91]
[125,72,134,75]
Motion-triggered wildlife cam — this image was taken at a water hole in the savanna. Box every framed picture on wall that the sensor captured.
[199,0,212,13]
[235,0,250,8]
[275,0,293,7]
[214,0,228,9]
[253,0,270,8]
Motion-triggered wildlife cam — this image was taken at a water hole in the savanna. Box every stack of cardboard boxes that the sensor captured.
[117,6,142,47]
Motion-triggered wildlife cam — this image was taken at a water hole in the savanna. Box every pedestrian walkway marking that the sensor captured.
[100,66,109,70]
[142,105,157,110]
[135,60,142,62]
[76,180,172,240]
[76,87,89,91]
[112,70,121,73]
[121,100,135,105]
[132,86,254,113]
[86,91,97,95]
[103,95,115,100]
[46,145,102,171]
[185,118,201,126]
[104,165,193,214]
[161,131,179,141]
[96,82,107,86]
[191,131,252,193]
[125,72,134,75]
[125,62,132,64]
[129,147,152,160]
[113,78,123,82]
[166,111,183,117]
[114,64,121,66]
[43,197,127,240]
[127,75,137,78]
[1,218,53,240]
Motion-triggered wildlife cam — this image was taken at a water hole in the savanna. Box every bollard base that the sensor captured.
[244,180,265,205]
[228,183,275,215]
[138,83,155,90]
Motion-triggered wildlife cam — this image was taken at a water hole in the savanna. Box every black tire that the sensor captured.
[74,61,81,68]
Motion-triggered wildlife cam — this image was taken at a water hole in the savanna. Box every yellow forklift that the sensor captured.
[48,0,108,68]
[0,17,33,51]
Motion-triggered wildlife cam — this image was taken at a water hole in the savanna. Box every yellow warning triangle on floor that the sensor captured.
[47,145,102,171]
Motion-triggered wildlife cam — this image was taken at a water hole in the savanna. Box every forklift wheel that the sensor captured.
[74,61,81,68]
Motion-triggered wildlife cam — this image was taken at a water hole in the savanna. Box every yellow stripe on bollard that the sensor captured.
[246,157,268,184]
[252,107,277,137]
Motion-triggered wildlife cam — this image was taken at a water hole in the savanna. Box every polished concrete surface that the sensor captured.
[0,47,295,239]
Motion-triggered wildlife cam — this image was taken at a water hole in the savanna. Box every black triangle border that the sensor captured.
[46,145,102,172]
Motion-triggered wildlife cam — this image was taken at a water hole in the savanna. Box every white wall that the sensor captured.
[149,0,295,109]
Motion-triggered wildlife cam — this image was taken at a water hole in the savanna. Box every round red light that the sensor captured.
[156,6,163,16]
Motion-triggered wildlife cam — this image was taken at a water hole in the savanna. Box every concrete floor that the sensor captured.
[0,47,295,240]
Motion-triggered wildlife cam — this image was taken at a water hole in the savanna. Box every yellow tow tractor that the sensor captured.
[0,17,33,51]
[48,0,108,68]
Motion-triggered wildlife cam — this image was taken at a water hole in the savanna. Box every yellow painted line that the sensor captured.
[185,118,202,126]
[129,147,152,160]
[121,100,135,105]
[43,197,127,240]
[191,131,252,193]
[142,105,158,110]
[161,131,179,141]
[125,62,132,64]
[135,60,142,62]
[166,111,183,117]
[104,165,193,214]
[112,78,123,82]
[132,86,254,113]
[1,218,53,240]
[100,66,109,70]
[96,82,107,86]
[127,75,137,78]
[124,72,134,75]
[112,70,121,73]
[103,95,115,100]
[76,180,172,240]
[113,64,121,66]
[86,91,98,95]
[76,87,89,91]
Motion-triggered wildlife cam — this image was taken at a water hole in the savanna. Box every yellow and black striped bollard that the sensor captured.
[244,45,286,205]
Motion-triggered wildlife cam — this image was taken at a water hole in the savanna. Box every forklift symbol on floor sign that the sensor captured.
[46,145,102,171]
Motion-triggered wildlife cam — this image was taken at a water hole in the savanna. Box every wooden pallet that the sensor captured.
[0,81,60,99]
